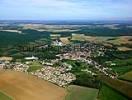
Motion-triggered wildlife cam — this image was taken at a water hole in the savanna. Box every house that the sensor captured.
[52,40,63,46]
[0,64,5,69]
[25,56,38,60]
[0,57,13,63]
[110,63,116,66]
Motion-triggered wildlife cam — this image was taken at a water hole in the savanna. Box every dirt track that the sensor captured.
[0,70,66,100]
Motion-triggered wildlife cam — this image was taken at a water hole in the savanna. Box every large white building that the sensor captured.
[25,56,38,60]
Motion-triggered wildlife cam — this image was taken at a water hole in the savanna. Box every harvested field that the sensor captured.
[60,37,70,44]
[0,30,22,34]
[106,36,132,45]
[71,34,86,41]
[71,34,114,43]
[117,47,132,51]
[72,35,132,51]
[0,70,66,100]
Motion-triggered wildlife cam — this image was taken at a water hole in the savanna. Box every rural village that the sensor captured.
[0,36,116,87]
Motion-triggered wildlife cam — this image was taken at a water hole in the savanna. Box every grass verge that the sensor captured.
[0,91,13,100]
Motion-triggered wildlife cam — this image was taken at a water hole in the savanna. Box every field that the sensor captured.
[27,61,42,72]
[112,66,132,75]
[109,58,132,75]
[0,70,66,100]
[106,36,132,51]
[71,34,86,41]
[106,36,132,46]
[80,35,132,48]
[111,66,132,75]
[100,76,132,99]
[0,30,22,34]
[0,91,13,100]
[117,47,132,51]
[119,71,132,82]
[99,84,128,100]
[71,34,113,43]
[71,34,132,51]
[60,37,70,44]
[65,85,98,100]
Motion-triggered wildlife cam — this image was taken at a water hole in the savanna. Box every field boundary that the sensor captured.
[100,76,132,99]
[0,90,14,100]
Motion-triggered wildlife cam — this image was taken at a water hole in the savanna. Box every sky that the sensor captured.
[0,0,132,20]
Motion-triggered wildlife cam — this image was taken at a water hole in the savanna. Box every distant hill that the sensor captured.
[0,24,132,48]
[58,27,132,37]
[0,29,50,47]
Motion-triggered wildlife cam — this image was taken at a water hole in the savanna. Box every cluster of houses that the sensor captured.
[0,57,13,69]
[13,63,29,72]
[31,66,76,87]
[0,41,116,88]
[84,58,116,78]
[55,42,116,78]
[0,61,76,87]
[51,34,64,46]
[0,56,76,87]
[59,42,105,58]
[52,40,63,46]
[56,42,117,78]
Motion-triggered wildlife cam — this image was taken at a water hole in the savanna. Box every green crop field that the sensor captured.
[108,58,132,75]
[111,66,132,75]
[65,85,98,100]
[99,84,128,100]
[119,71,132,82]
[0,91,13,100]
[27,61,42,72]
[100,76,132,99]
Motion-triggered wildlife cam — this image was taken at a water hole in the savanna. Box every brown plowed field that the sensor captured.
[0,70,66,100]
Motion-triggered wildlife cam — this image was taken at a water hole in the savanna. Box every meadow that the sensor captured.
[65,85,98,100]
[27,61,42,72]
[99,84,128,100]
[100,76,132,99]
[119,71,132,82]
